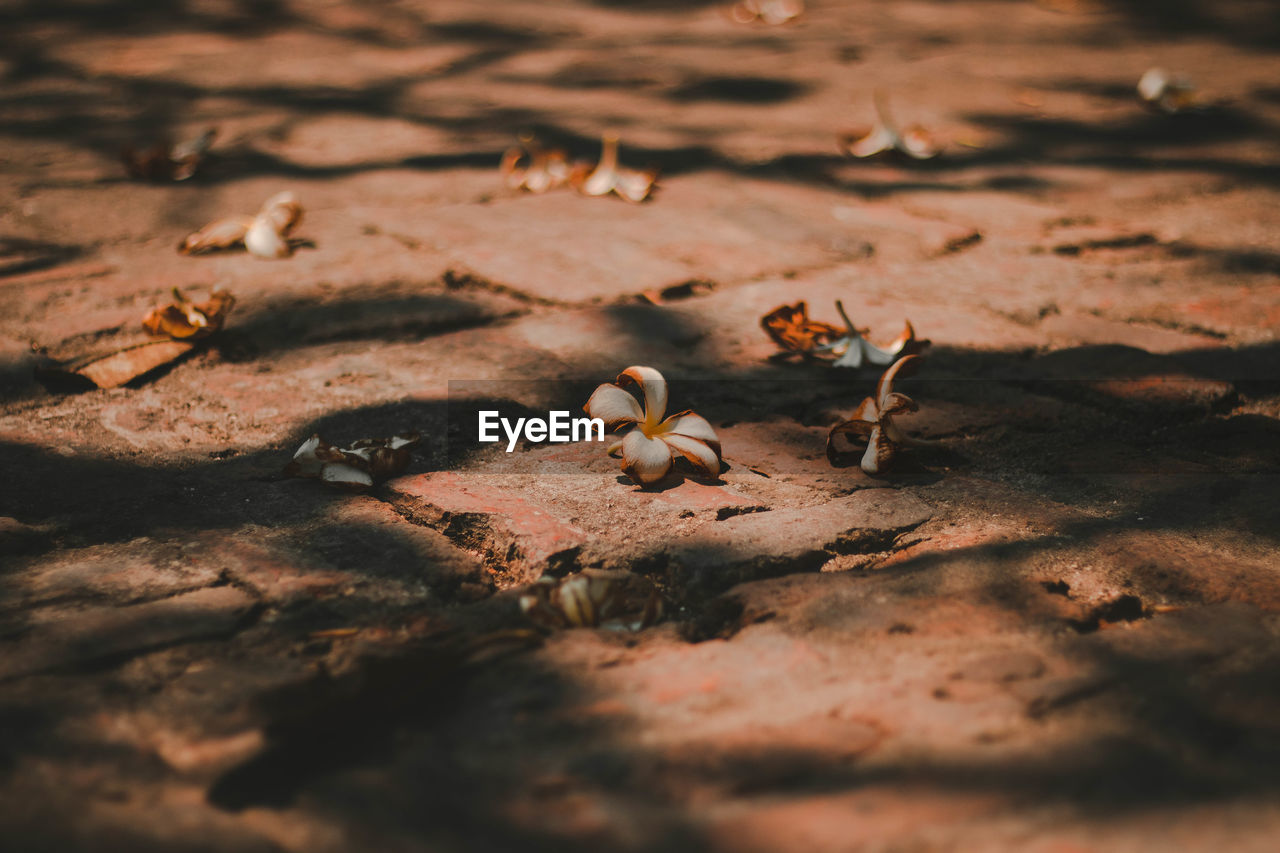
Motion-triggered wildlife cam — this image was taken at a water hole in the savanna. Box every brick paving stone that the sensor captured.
[0,586,258,681]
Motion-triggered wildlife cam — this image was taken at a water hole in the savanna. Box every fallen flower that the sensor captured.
[179,191,304,259]
[1137,67,1200,114]
[35,339,197,390]
[283,432,420,489]
[814,299,928,368]
[730,0,804,25]
[500,137,575,193]
[573,134,659,203]
[584,365,721,485]
[142,287,235,340]
[827,354,934,474]
[839,94,940,160]
[123,127,217,182]
[519,569,663,631]
[760,301,842,356]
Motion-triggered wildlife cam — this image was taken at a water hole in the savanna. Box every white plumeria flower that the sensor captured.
[574,135,658,203]
[584,366,722,485]
[839,94,939,160]
[179,191,303,259]
[1137,67,1200,114]
[815,300,922,369]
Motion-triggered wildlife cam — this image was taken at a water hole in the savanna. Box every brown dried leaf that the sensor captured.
[37,339,197,389]
[142,288,235,340]
[760,301,843,355]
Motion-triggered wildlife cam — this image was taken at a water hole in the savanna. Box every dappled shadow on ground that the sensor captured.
[3,0,1279,199]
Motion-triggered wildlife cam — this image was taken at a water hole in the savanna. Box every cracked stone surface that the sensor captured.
[2,0,1280,850]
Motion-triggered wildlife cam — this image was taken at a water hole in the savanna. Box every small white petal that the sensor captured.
[621,429,673,485]
[321,463,374,488]
[245,214,291,259]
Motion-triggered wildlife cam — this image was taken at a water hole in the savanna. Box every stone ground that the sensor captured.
[2,0,1280,850]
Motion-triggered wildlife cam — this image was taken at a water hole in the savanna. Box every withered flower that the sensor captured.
[573,135,658,203]
[760,301,842,355]
[839,94,940,160]
[584,366,721,486]
[827,354,932,474]
[815,299,927,368]
[519,570,663,631]
[142,287,235,340]
[179,191,304,259]
[123,127,217,182]
[500,137,575,194]
[1137,67,1200,114]
[283,432,420,489]
[730,0,804,25]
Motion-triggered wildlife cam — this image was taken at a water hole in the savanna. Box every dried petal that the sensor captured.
[839,95,939,161]
[827,354,928,474]
[621,429,674,485]
[178,217,252,255]
[321,464,375,489]
[142,288,235,340]
[282,432,418,489]
[731,0,804,25]
[574,135,657,202]
[123,127,217,181]
[502,140,573,194]
[258,191,303,235]
[519,570,662,631]
[760,301,842,354]
[860,424,895,475]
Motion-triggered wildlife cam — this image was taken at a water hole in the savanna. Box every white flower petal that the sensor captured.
[580,135,619,196]
[830,339,866,368]
[621,429,673,485]
[245,214,291,259]
[663,433,721,478]
[659,411,720,453]
[321,463,374,488]
[860,424,894,475]
[584,383,643,429]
